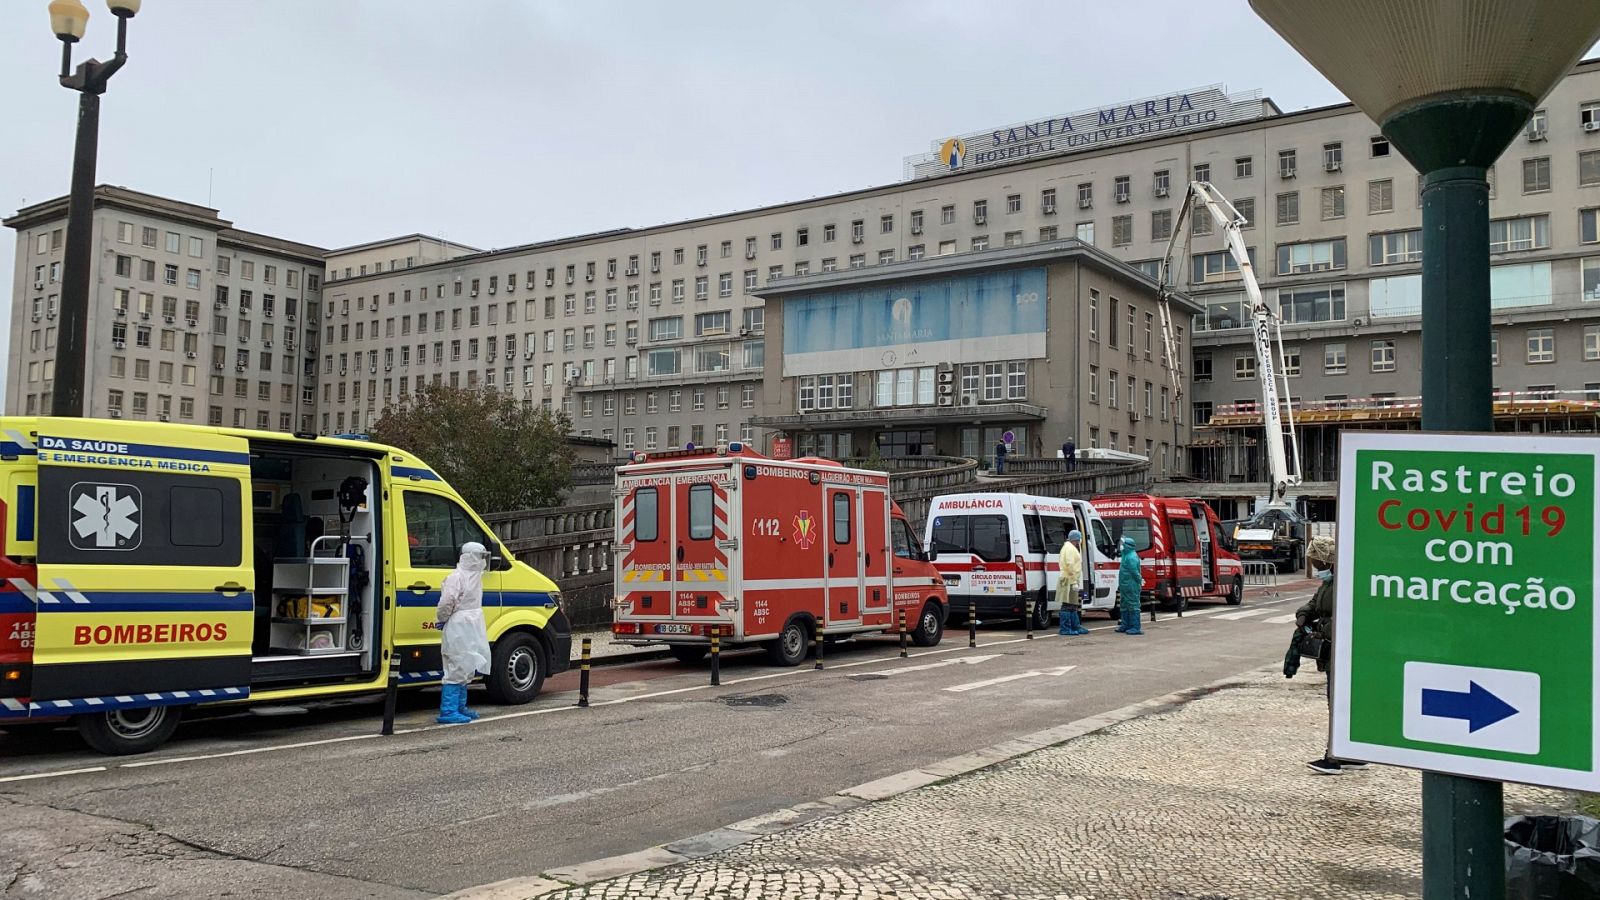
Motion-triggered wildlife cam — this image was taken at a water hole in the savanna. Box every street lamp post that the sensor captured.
[1248,3,1600,897]
[47,0,141,418]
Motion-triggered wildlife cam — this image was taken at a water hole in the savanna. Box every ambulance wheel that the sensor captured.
[912,602,944,647]
[669,645,709,664]
[76,705,182,755]
[487,632,547,704]
[765,618,810,667]
[1029,593,1051,631]
[1226,576,1244,605]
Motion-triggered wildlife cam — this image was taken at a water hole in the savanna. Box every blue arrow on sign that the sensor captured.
[1421,681,1519,733]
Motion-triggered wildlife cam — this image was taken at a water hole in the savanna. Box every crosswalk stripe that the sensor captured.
[1212,608,1274,621]
[1262,613,1298,625]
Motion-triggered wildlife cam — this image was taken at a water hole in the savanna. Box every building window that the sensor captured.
[1234,355,1256,380]
[1151,209,1172,241]
[1582,209,1600,244]
[1371,340,1397,372]
[1582,150,1600,188]
[852,220,865,242]
[1491,332,1501,365]
[1088,365,1099,402]
[1368,178,1394,214]
[1282,347,1302,377]
[878,250,895,264]
[880,214,894,234]
[1041,189,1057,214]
[1369,229,1422,265]
[1192,248,1254,284]
[1585,325,1600,361]
[1193,163,1210,183]
[1107,370,1118,406]
[1235,156,1253,179]
[1323,142,1343,171]
[1527,327,1555,363]
[1371,135,1391,157]
[1193,354,1212,382]
[1523,156,1552,193]
[941,205,955,225]
[1276,238,1347,275]
[1278,149,1297,178]
[1075,222,1094,244]
[1324,343,1347,375]
[1006,362,1027,400]
[1275,191,1299,225]
[1491,214,1550,252]
[1236,198,1255,228]
[1278,284,1346,324]
[909,210,923,233]
[973,200,988,224]
[1321,186,1346,220]
[971,235,990,252]
[1076,183,1093,209]
[908,244,926,260]
[1111,216,1132,247]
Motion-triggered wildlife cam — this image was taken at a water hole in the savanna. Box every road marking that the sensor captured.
[0,765,107,784]
[944,665,1075,693]
[1212,608,1275,621]
[1263,614,1298,625]
[847,655,1001,677]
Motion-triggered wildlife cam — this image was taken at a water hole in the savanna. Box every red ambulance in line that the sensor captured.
[1090,494,1246,611]
[611,444,949,666]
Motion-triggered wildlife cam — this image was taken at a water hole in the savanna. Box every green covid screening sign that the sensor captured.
[1333,432,1600,790]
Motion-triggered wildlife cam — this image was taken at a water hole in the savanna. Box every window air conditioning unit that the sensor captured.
[1115,192,1130,204]
[30,314,40,323]
[213,362,223,370]
[936,395,955,407]
[215,300,227,309]
[113,339,126,349]
[163,315,174,324]
[911,226,923,235]
[1153,187,1169,198]
[506,349,515,360]
[385,364,392,372]
[47,311,56,319]
[971,216,985,227]
[937,383,954,396]
[525,350,536,359]
[115,308,127,318]
[626,267,638,276]
[488,287,495,294]
[33,280,44,291]
[470,290,478,297]
[238,335,248,343]
[1078,198,1092,210]
[139,311,150,321]
[738,327,750,336]
[309,314,318,324]
[369,366,378,374]
[236,365,246,372]
[586,273,594,282]
[1282,166,1297,178]
[1043,202,1057,214]
[186,318,197,328]
[626,337,637,345]
[264,340,274,348]
[1325,161,1342,173]
[1586,121,1600,133]
[339,368,348,376]
[961,394,978,406]
[186,351,197,359]
[545,277,554,286]
[159,414,170,422]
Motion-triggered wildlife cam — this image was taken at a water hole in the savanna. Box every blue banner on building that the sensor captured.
[783,268,1047,355]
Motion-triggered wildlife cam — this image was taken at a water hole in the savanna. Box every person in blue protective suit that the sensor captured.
[1115,535,1144,635]
[1056,530,1090,635]
[435,541,493,724]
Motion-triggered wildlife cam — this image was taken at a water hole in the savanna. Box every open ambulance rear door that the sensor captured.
[26,422,255,720]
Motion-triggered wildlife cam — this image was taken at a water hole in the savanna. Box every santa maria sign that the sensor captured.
[1333,432,1599,790]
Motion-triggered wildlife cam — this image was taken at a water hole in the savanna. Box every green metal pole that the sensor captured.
[1417,165,1504,900]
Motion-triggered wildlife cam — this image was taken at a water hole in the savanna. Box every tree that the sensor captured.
[369,384,576,513]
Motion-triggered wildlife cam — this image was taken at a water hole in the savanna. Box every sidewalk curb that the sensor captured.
[441,663,1279,899]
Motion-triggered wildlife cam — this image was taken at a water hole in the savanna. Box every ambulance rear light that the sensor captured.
[613,622,640,635]
[2,664,30,697]
[1014,555,1026,591]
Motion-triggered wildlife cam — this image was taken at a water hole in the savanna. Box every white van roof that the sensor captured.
[928,492,1090,517]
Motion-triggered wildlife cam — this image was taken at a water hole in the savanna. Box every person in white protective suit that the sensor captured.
[435,541,493,724]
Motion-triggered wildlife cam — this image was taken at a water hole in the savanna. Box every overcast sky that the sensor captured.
[0,1,1570,386]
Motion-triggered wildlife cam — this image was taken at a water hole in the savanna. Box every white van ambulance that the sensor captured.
[924,493,1120,627]
[0,418,570,754]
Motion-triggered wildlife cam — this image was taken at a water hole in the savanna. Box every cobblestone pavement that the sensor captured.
[568,627,659,661]
[540,669,1572,900]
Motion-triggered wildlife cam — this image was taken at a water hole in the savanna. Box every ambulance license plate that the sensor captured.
[942,575,961,587]
[655,624,694,634]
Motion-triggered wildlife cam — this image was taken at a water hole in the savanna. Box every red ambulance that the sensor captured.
[1090,494,1246,611]
[611,445,949,666]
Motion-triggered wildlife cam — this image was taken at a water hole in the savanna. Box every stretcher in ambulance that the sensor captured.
[925,493,1120,627]
[1092,494,1245,611]
[0,418,570,754]
[611,445,949,666]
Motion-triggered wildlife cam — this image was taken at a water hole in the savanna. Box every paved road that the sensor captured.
[0,582,1315,898]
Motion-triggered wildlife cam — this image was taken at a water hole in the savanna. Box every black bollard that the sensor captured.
[814,626,824,670]
[577,637,591,708]
[899,609,909,658]
[968,601,977,648]
[710,627,721,686]
[381,653,400,736]
[1025,595,1034,640]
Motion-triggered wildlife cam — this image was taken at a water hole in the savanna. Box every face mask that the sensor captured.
[1316,569,1333,583]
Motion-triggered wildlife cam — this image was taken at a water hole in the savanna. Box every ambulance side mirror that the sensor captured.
[490,554,513,571]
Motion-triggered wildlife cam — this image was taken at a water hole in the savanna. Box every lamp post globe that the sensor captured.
[107,0,140,17]
[1250,3,1600,899]
[48,0,89,41]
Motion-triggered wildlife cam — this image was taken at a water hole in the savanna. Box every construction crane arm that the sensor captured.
[1155,181,1302,507]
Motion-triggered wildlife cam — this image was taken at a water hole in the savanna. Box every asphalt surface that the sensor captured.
[0,581,1316,898]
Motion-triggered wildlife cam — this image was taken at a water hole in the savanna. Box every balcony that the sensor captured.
[752,401,1046,430]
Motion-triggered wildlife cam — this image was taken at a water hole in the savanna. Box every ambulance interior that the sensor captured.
[247,444,382,686]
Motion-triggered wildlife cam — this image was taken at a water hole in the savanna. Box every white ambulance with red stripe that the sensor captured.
[1091,494,1245,611]
[611,444,949,666]
[924,493,1121,627]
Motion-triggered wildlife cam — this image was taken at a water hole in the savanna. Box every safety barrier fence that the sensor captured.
[1243,561,1279,587]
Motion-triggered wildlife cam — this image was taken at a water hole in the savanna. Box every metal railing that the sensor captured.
[1243,561,1278,587]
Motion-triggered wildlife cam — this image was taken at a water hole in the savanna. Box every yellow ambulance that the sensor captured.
[0,417,570,754]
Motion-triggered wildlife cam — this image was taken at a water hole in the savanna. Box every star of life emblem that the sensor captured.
[70,483,142,550]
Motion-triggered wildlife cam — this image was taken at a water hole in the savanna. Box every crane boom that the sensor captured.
[1156,181,1302,507]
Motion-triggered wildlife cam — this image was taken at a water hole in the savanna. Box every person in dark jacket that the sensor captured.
[1062,438,1076,472]
[1115,535,1144,635]
[1297,535,1368,775]
[994,440,1007,474]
